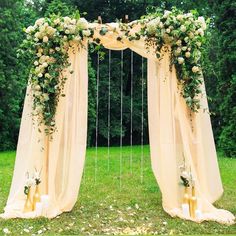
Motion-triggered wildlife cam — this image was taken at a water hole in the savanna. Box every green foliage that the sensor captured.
[0,0,235,155]
[0,0,37,150]
[212,0,236,157]
[0,148,236,234]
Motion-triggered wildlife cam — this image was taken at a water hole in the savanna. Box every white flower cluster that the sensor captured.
[25,17,91,43]
[145,10,206,76]
[24,17,93,128]
[25,177,35,187]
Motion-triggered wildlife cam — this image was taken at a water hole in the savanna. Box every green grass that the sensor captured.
[0,146,235,235]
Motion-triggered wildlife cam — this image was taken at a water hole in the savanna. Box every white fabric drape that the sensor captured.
[1,23,235,224]
[1,44,88,218]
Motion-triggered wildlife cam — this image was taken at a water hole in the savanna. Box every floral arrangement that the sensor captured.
[34,168,42,185]
[21,15,93,135]
[122,7,208,112]
[24,172,35,195]
[179,160,194,187]
[21,7,208,136]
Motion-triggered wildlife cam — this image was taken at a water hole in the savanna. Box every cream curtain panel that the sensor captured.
[1,23,235,224]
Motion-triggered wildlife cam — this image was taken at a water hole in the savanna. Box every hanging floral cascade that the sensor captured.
[21,8,208,135]
[21,15,93,135]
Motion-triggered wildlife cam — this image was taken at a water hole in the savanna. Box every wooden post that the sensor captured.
[124,15,129,23]
[98,16,102,24]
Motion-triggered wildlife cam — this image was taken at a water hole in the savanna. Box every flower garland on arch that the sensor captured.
[21,8,208,135]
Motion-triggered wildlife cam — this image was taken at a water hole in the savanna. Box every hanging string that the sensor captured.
[120,50,124,190]
[130,51,133,174]
[107,49,111,171]
[95,52,100,183]
[141,56,144,184]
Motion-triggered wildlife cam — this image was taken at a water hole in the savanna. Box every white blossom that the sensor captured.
[178,57,185,64]
[166,28,171,34]
[197,28,204,36]
[26,26,35,34]
[197,16,207,30]
[83,29,91,37]
[185,52,191,58]
[26,178,35,187]
[53,18,60,25]
[35,18,45,26]
[43,36,49,43]
[192,66,200,73]
[189,32,194,39]
[176,40,182,46]
[43,93,49,101]
[180,25,187,32]
[77,18,88,29]
[3,228,11,234]
[34,61,39,66]
[177,14,184,21]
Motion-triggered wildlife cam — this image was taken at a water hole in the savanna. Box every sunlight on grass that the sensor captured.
[0,146,235,235]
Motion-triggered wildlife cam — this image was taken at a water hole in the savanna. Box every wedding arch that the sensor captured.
[1,8,235,224]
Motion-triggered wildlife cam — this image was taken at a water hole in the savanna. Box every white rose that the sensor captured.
[182,46,187,51]
[184,37,189,43]
[34,61,39,66]
[186,13,193,18]
[147,21,157,35]
[176,47,182,54]
[187,47,191,51]
[34,85,41,91]
[64,16,71,24]
[53,18,60,25]
[74,36,81,42]
[163,10,171,18]
[35,32,41,39]
[177,14,184,21]
[43,93,49,101]
[26,178,35,187]
[49,49,55,54]
[189,32,194,39]
[71,19,76,25]
[196,42,202,47]
[197,16,207,30]
[65,29,70,34]
[26,26,35,34]
[83,29,91,37]
[180,25,187,32]
[178,57,185,64]
[176,40,182,46]
[43,36,49,43]
[192,66,200,73]
[166,28,171,34]
[35,18,45,26]
[38,73,43,78]
[42,62,48,68]
[197,28,204,36]
[77,17,88,29]
[185,52,191,58]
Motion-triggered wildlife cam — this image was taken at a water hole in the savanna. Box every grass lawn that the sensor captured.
[0,146,235,235]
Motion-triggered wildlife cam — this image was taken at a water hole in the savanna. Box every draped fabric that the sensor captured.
[1,23,235,224]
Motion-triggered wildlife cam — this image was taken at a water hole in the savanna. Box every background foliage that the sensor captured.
[0,0,235,157]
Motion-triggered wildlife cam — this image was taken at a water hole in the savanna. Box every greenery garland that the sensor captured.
[21,8,208,135]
